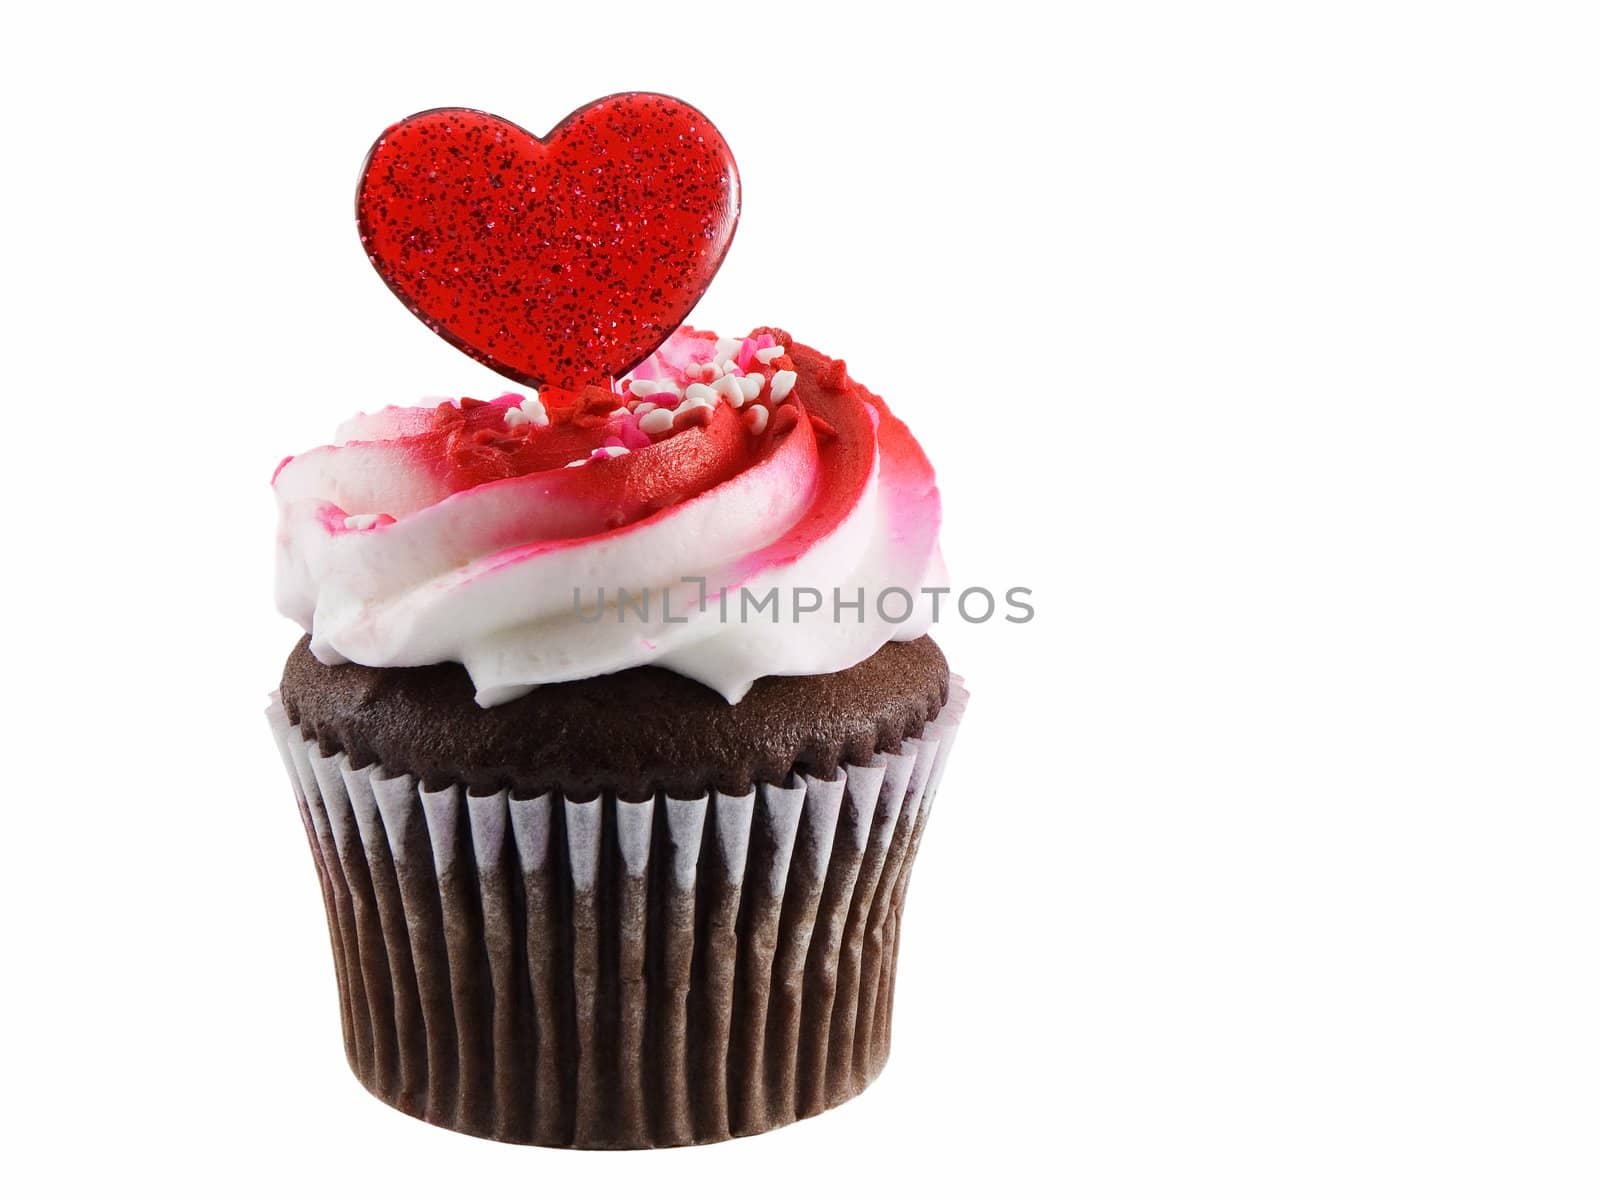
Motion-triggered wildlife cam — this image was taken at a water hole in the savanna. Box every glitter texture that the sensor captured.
[357,95,740,390]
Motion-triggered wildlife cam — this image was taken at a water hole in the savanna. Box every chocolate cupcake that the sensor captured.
[269,97,966,1148]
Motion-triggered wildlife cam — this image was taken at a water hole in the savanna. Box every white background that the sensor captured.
[5,2,1597,1196]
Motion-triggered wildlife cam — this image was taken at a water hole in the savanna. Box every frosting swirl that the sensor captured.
[274,328,945,705]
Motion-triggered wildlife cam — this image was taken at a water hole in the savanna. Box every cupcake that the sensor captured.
[269,96,966,1148]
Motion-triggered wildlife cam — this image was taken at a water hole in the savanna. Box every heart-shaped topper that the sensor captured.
[357,94,739,390]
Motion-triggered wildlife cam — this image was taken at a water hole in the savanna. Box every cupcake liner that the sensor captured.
[268,675,967,1148]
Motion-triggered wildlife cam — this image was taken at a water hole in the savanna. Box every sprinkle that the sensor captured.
[519,395,549,427]
[610,406,630,418]
[564,458,589,468]
[769,369,797,403]
[744,404,769,435]
[594,445,629,458]
[715,337,743,357]
[638,408,675,435]
[755,345,785,364]
[503,407,530,428]
[738,374,764,401]
[628,379,660,397]
[715,373,747,408]
[633,401,658,416]
[343,513,384,530]
[736,338,758,371]
[683,382,716,402]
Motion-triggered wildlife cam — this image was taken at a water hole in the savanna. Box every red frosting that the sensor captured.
[291,328,907,564]
[416,385,752,531]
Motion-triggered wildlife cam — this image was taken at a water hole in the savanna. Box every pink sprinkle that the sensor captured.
[616,416,653,450]
[755,333,776,349]
[736,337,757,372]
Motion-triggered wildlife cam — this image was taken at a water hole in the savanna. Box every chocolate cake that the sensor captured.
[282,633,949,800]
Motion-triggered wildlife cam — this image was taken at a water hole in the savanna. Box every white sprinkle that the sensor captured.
[684,382,716,402]
[675,394,715,416]
[715,374,747,408]
[610,406,629,418]
[639,408,675,435]
[738,375,763,401]
[633,401,658,416]
[343,513,383,531]
[715,337,743,357]
[652,382,682,400]
[564,458,589,468]
[744,404,769,435]
[755,345,785,364]
[596,445,629,458]
[519,396,549,427]
[503,407,530,428]
[628,378,660,397]
[770,369,797,403]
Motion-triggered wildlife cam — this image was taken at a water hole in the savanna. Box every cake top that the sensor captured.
[275,96,945,706]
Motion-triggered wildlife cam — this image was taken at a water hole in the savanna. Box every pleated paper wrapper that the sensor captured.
[267,677,967,1148]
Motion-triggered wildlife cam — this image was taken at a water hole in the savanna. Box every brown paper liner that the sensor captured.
[268,677,967,1148]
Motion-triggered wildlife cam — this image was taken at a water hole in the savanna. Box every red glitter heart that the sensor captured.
[357,95,739,390]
